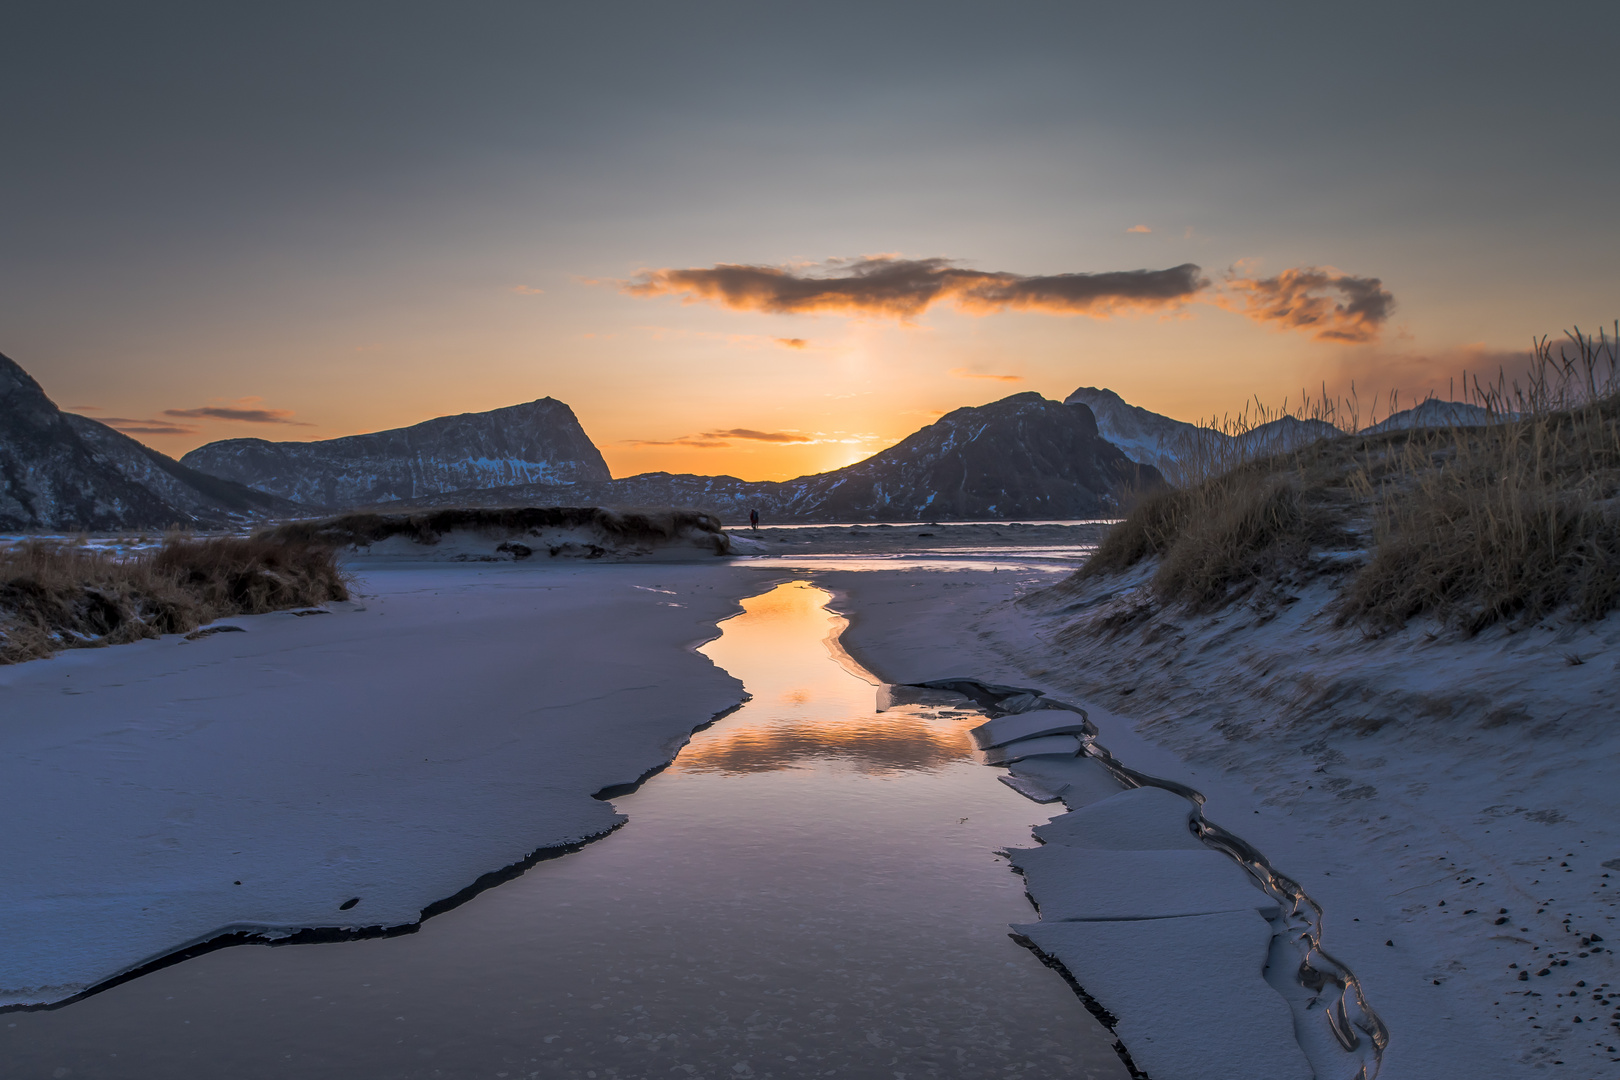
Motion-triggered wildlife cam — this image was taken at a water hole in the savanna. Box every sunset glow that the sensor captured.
[2,6,1613,482]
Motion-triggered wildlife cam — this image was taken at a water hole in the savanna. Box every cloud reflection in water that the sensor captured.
[689,580,980,774]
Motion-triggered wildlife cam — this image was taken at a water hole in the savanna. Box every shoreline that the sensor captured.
[822,562,1618,1078]
[0,560,766,1009]
[8,543,1603,1075]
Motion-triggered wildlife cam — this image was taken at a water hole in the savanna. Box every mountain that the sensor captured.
[1362,398,1497,433]
[1066,387,1339,476]
[1069,388,1508,478]
[0,351,294,531]
[180,398,611,507]
[1235,416,1342,454]
[772,392,1159,520]
[366,392,1162,522]
[1062,387,1207,475]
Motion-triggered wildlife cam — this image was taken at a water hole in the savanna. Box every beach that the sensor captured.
[3,523,1611,1077]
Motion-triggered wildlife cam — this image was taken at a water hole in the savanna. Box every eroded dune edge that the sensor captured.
[822,559,1619,1080]
[926,676,1379,1080]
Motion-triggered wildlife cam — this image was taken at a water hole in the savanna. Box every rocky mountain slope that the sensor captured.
[180,398,610,506]
[1063,387,1207,475]
[370,393,1161,522]
[1067,385,1481,475]
[773,391,1159,520]
[1362,398,1496,433]
[0,351,292,531]
[62,415,293,523]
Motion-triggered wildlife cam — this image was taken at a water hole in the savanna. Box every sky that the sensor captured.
[2,1,1616,481]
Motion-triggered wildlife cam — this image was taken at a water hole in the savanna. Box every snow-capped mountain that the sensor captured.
[1234,416,1342,455]
[1062,387,1208,475]
[1064,387,1338,475]
[0,351,292,531]
[1362,398,1497,433]
[1066,386,1497,477]
[181,398,611,506]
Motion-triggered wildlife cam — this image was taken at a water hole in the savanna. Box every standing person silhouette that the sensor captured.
[749,508,760,530]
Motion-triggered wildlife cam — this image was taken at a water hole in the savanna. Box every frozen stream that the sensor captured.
[2,580,1127,1079]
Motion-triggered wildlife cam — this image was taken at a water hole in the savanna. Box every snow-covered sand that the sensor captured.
[0,559,759,1008]
[819,562,1620,1078]
[8,525,1612,1078]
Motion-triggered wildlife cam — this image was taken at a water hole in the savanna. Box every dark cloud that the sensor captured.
[624,427,817,448]
[101,417,199,435]
[773,337,809,349]
[1222,266,1394,343]
[622,436,731,448]
[701,428,814,443]
[626,256,1208,320]
[163,405,311,425]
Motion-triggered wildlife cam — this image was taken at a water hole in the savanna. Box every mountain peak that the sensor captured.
[181,395,611,506]
[769,392,1154,519]
[0,351,285,529]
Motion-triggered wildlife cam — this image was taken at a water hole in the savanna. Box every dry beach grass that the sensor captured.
[261,505,728,550]
[1065,324,1620,632]
[1010,328,1620,1075]
[0,535,350,664]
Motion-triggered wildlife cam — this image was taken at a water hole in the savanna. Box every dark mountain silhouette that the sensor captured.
[366,393,1162,522]
[0,351,292,531]
[180,398,611,506]
[11,346,1159,530]
[772,392,1160,520]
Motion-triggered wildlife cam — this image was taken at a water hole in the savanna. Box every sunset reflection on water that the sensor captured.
[687,580,980,774]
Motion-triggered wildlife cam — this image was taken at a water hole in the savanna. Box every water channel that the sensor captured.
[1,579,1127,1079]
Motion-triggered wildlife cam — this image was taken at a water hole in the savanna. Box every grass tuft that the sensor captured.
[0,536,350,664]
[1062,323,1620,632]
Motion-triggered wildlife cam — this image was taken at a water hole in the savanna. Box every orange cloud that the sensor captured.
[774,337,810,349]
[949,368,1023,382]
[625,256,1208,321]
[1220,265,1394,344]
[1126,224,1152,234]
[510,285,545,295]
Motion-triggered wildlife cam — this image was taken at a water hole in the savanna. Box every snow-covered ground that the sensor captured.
[0,533,180,557]
[0,559,757,1008]
[7,534,1613,1078]
[822,563,1620,1078]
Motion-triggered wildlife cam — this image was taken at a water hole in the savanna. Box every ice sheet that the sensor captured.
[1033,786,1204,850]
[968,707,1090,749]
[1016,911,1312,1080]
[982,734,1082,764]
[1005,754,1130,808]
[1009,845,1280,921]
